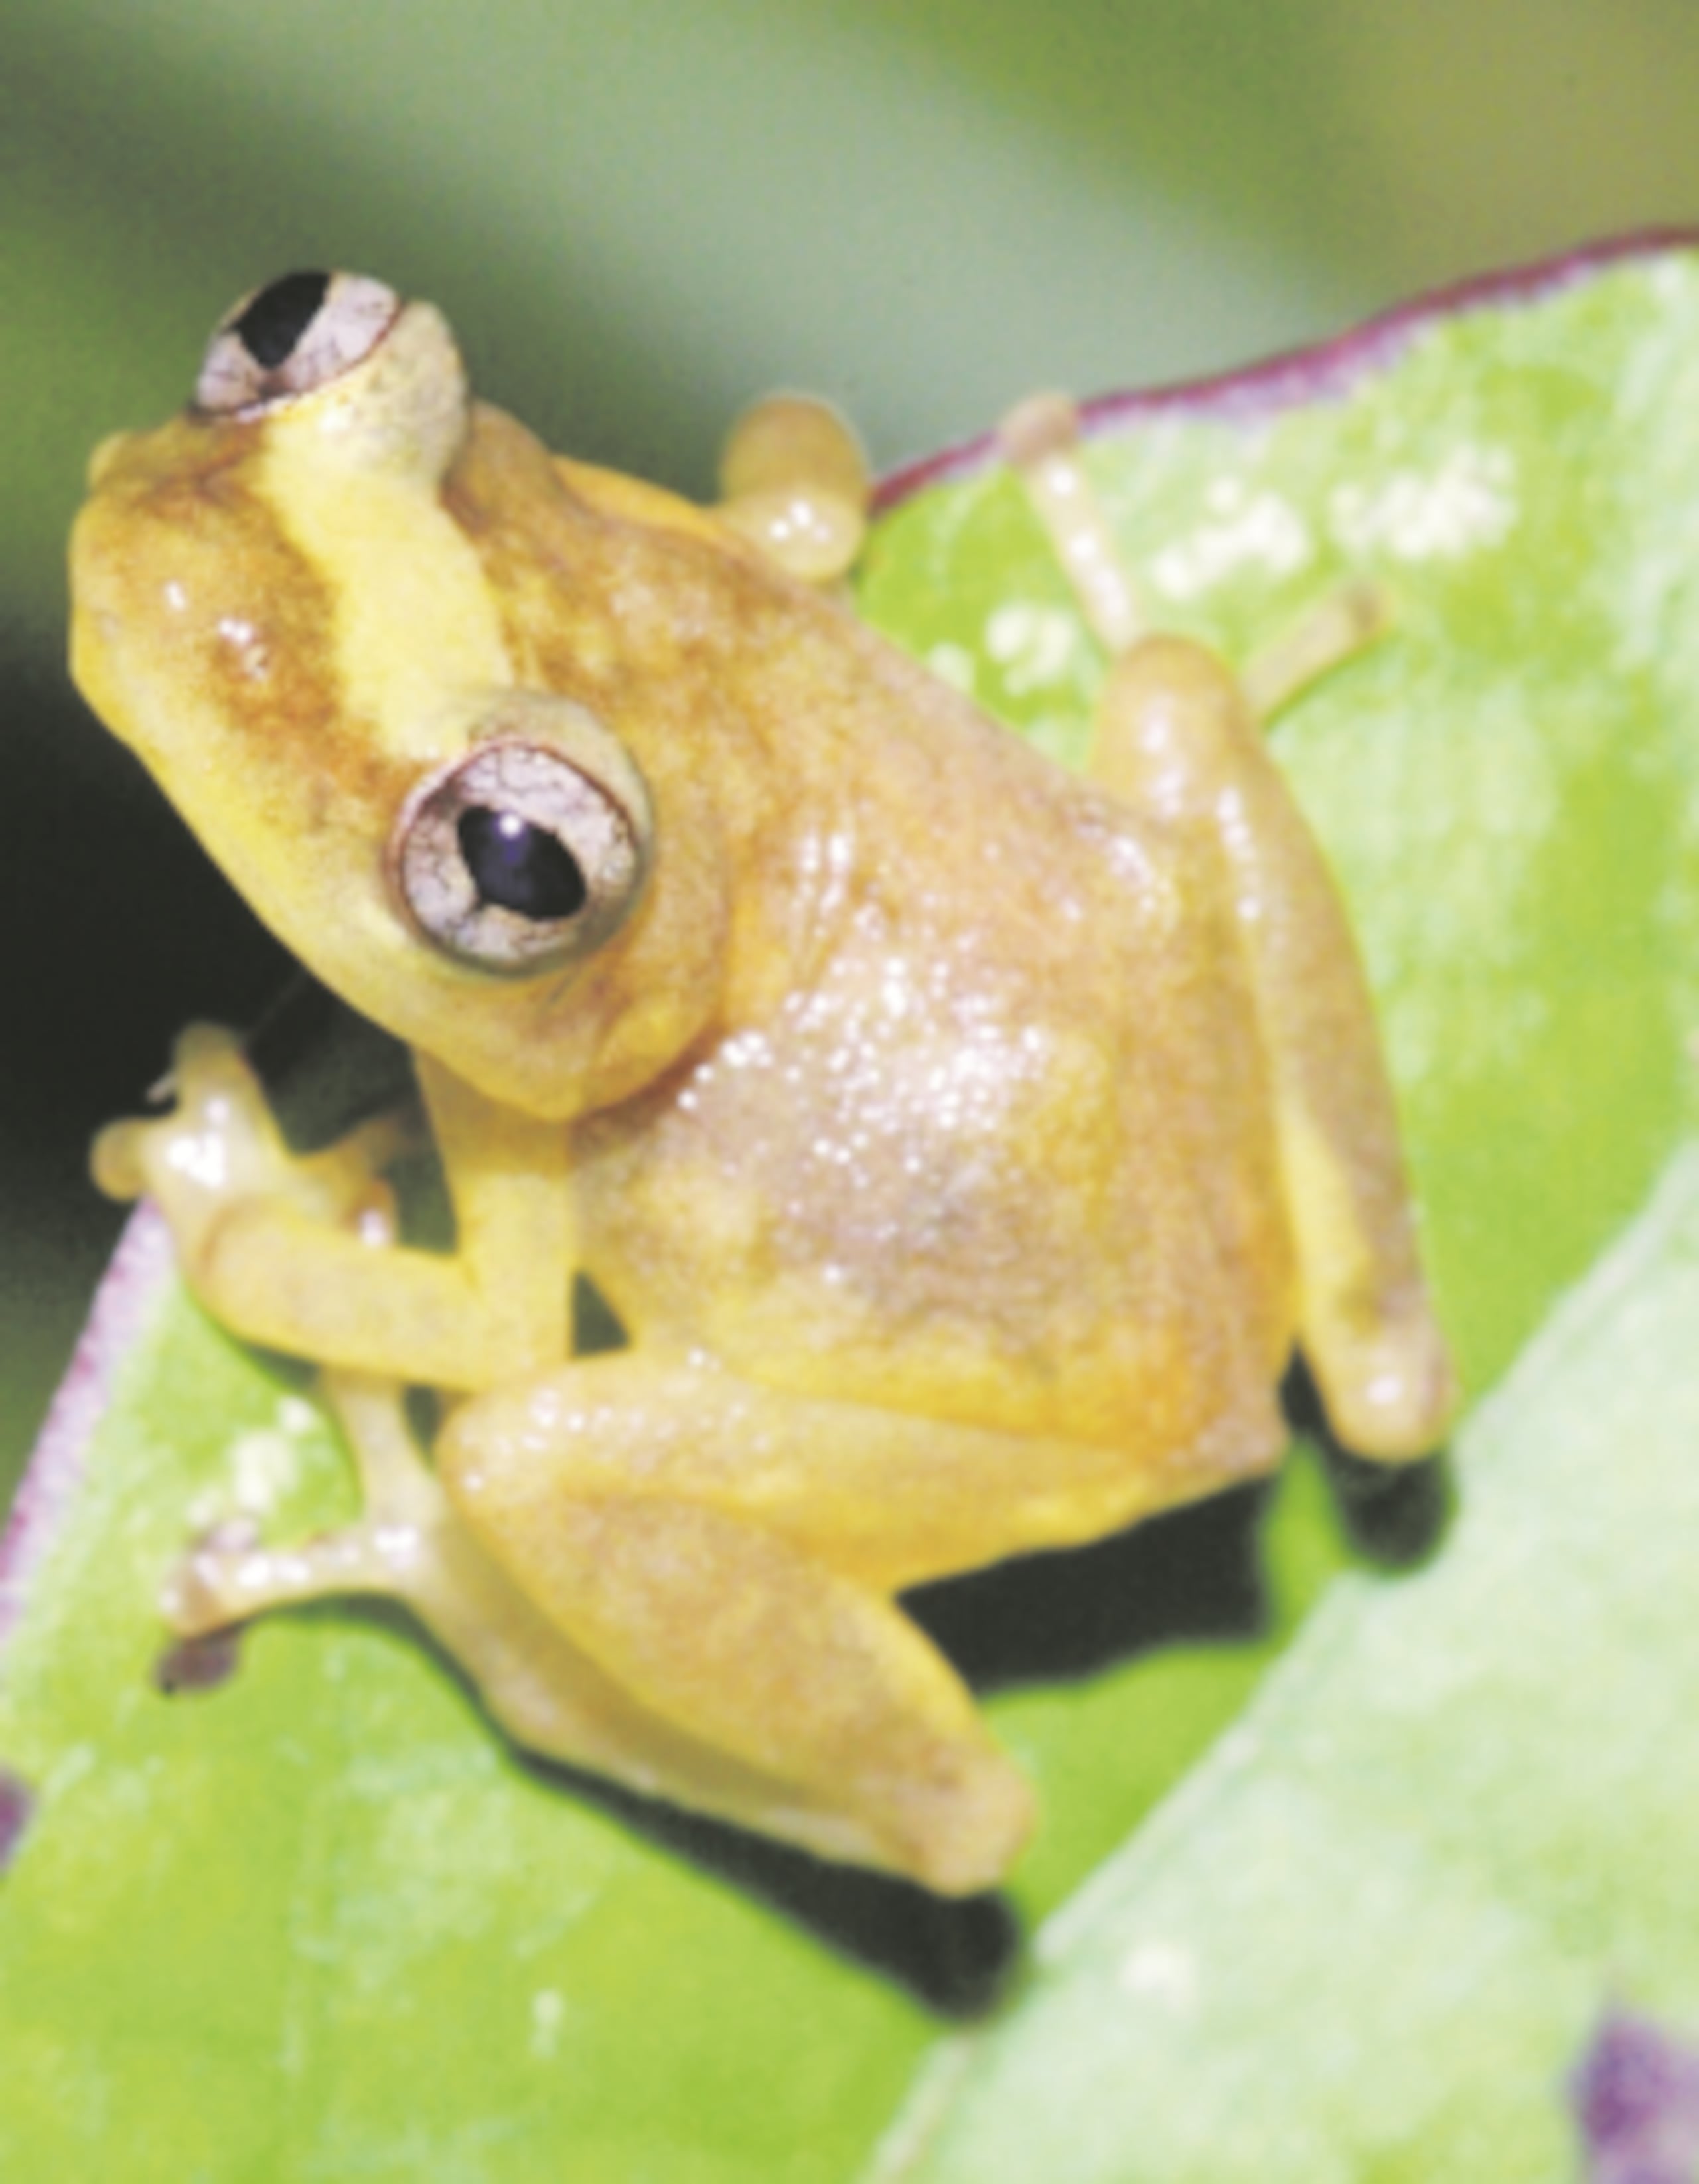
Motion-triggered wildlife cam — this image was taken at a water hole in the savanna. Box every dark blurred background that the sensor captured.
[8,0,1699,1497]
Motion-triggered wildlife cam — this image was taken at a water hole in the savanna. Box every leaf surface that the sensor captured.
[7,239,1699,2177]
[871,1148,1699,2181]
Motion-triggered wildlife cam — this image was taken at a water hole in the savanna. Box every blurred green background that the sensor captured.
[8,0,1699,1500]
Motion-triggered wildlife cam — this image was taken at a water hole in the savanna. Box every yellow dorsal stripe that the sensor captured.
[256,429,511,764]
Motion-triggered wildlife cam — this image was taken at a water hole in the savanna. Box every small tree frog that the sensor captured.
[70,272,1453,1895]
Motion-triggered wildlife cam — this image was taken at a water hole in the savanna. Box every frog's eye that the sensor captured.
[391,738,651,975]
[194,271,403,415]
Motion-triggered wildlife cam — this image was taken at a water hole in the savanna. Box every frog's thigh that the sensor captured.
[435,1354,1258,1892]
[1092,636,1455,1459]
[171,1375,1017,1887]
[439,1350,1259,1594]
[441,1361,1084,1893]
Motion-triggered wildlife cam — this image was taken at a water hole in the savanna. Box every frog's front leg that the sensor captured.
[1002,397,1455,1459]
[94,1028,571,1388]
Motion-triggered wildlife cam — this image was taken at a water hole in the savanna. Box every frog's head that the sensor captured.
[70,272,729,1119]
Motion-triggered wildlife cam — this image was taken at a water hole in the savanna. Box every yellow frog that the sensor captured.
[70,271,1453,1895]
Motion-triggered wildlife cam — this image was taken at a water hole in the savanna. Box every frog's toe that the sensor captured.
[1325,1316,1459,1462]
[159,1514,400,1635]
[167,1022,269,1122]
[881,1747,1037,1898]
[171,1020,246,1073]
[158,1518,264,1636]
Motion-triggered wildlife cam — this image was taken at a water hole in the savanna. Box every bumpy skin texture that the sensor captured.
[71,279,1453,1894]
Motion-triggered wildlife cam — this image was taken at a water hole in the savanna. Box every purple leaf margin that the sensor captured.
[874,227,1699,510]
[1573,2009,1699,2184]
[0,1208,173,1652]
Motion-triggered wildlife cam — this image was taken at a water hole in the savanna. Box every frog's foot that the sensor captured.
[159,1380,581,1685]
[716,394,870,587]
[998,392,1390,718]
[92,1024,400,1271]
[1307,1307,1458,1462]
[159,1374,444,1638]
[1240,579,1391,722]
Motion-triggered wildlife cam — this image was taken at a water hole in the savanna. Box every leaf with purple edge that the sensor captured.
[7,236,1699,2177]
[859,236,1699,2179]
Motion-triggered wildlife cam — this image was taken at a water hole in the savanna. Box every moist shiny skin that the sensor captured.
[70,278,1453,1893]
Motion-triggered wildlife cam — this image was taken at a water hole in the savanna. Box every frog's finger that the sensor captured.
[297,1115,418,1239]
[719,484,866,584]
[167,1021,261,1105]
[719,392,869,509]
[335,1105,425,1178]
[717,393,869,584]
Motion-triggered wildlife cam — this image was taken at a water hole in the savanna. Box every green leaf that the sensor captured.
[869,1146,1699,2183]
[858,240,1699,1402]
[1,1225,936,2181]
[7,238,1699,2176]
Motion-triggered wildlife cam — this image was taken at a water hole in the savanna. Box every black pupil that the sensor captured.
[233,271,332,368]
[458,807,587,922]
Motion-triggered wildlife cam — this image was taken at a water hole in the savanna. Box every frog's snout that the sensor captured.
[66,502,139,732]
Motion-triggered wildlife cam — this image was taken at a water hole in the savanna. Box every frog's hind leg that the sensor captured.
[161,1375,919,1877]
[428,1350,1296,1895]
[161,1373,451,1635]
[165,1372,1030,1891]
[1001,396,1455,1460]
[161,1372,638,1764]
[436,1384,1037,1895]
[477,1483,1033,1895]
[1091,637,1455,1456]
